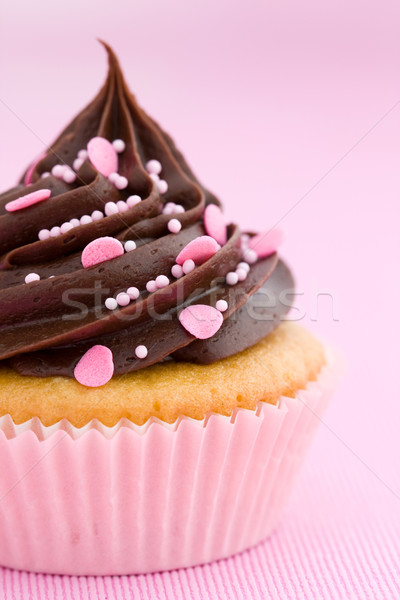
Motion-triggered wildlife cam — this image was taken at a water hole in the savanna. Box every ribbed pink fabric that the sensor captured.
[0,432,398,600]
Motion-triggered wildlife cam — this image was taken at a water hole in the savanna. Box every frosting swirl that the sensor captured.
[0,42,294,385]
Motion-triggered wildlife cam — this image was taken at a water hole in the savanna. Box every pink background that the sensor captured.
[0,1,399,597]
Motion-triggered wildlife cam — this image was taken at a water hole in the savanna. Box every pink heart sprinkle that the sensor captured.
[204,204,227,245]
[176,236,221,266]
[179,304,223,339]
[5,189,52,212]
[24,153,47,185]
[248,228,284,258]
[74,345,114,387]
[87,137,118,177]
[81,236,124,268]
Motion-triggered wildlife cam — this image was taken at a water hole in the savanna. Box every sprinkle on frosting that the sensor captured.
[24,273,40,284]
[74,345,114,387]
[168,218,182,234]
[179,304,223,340]
[204,204,227,246]
[87,136,118,177]
[176,236,221,266]
[81,237,124,268]
[5,189,51,213]
[216,299,228,312]
[135,345,148,359]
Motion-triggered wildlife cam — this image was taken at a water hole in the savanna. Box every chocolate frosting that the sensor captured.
[0,43,294,380]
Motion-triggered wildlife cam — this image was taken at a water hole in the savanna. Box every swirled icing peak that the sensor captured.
[0,42,294,387]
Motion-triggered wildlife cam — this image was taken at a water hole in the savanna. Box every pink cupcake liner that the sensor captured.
[0,349,340,576]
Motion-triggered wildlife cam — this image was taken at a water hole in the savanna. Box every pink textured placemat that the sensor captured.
[1,428,398,600]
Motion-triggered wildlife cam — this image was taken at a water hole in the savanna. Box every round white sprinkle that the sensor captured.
[73,158,84,172]
[108,172,119,184]
[80,215,92,225]
[38,229,50,241]
[127,286,140,300]
[124,240,137,252]
[78,149,88,160]
[116,292,130,307]
[105,201,119,216]
[50,226,61,237]
[216,299,228,312]
[41,172,50,178]
[105,297,118,310]
[116,200,128,213]
[237,261,250,273]
[226,272,239,286]
[60,222,74,234]
[69,218,80,228]
[115,175,128,190]
[126,195,141,207]
[149,172,160,182]
[174,204,185,214]
[51,164,65,178]
[146,280,157,293]
[157,179,168,194]
[168,218,182,234]
[91,210,104,221]
[63,169,76,184]
[162,205,174,215]
[236,267,247,281]
[135,345,148,359]
[156,275,169,288]
[243,249,258,264]
[171,264,184,278]
[25,273,40,284]
[112,139,126,153]
[182,259,195,274]
[146,159,162,175]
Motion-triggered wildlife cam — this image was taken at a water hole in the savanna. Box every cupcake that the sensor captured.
[0,42,339,575]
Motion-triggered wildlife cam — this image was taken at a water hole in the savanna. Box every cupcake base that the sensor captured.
[0,349,339,576]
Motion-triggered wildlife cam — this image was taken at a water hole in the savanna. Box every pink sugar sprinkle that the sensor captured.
[74,345,114,387]
[81,237,124,268]
[5,189,51,213]
[179,304,223,340]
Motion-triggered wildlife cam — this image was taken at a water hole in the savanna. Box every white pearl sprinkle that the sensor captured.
[237,262,250,273]
[156,275,169,288]
[80,215,93,225]
[243,249,257,264]
[25,273,40,284]
[146,280,157,293]
[50,226,61,237]
[226,272,239,286]
[105,297,118,310]
[115,175,128,190]
[78,149,88,160]
[135,345,148,359]
[127,286,140,300]
[216,299,228,312]
[162,205,174,215]
[127,195,141,207]
[117,200,128,213]
[73,158,84,172]
[174,204,185,214]
[112,139,126,153]
[168,218,182,234]
[124,240,137,252]
[171,264,184,278]
[91,210,104,221]
[182,259,195,274]
[51,164,65,178]
[116,292,130,307]
[38,229,50,241]
[41,172,50,178]
[157,179,168,194]
[69,218,80,228]
[149,172,160,182]
[146,159,162,175]
[60,222,74,234]
[108,172,119,184]
[105,202,119,216]
[63,169,76,184]
[236,267,247,281]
